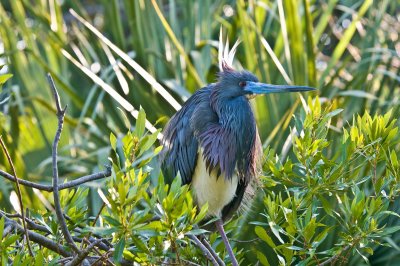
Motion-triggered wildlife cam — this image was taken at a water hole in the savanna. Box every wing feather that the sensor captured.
[160,87,216,185]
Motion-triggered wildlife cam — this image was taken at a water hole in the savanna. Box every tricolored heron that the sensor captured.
[160,54,314,265]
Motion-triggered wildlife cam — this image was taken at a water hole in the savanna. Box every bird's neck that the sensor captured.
[214,96,255,132]
[205,93,260,181]
[211,96,258,164]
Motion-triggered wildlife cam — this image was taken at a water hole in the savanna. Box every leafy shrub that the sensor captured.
[255,97,400,265]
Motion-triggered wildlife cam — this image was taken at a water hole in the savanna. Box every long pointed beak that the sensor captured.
[244,81,315,95]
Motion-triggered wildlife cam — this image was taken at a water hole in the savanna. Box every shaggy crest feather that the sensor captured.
[218,27,241,72]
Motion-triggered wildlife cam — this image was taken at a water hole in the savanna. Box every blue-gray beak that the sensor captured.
[244,81,315,95]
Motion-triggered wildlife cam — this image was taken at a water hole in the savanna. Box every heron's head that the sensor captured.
[215,64,315,100]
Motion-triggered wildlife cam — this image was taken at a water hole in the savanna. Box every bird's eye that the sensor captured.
[239,81,247,87]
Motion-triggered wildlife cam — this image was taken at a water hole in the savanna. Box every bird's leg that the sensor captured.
[200,236,226,266]
[215,218,239,266]
[188,234,219,266]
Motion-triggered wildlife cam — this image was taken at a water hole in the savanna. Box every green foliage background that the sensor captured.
[0,0,399,265]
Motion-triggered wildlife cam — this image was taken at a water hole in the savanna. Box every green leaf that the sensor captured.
[193,203,208,224]
[339,90,378,100]
[138,130,161,156]
[313,226,332,245]
[286,246,303,251]
[186,229,208,236]
[303,218,317,242]
[257,251,271,266]
[0,217,4,241]
[113,237,125,262]
[0,74,13,85]
[319,195,333,216]
[117,107,131,130]
[110,132,117,151]
[3,234,19,248]
[382,226,400,236]
[134,107,146,138]
[255,226,276,248]
[103,215,121,227]
[81,226,116,236]
[326,109,343,118]
[131,236,149,252]
[34,251,44,266]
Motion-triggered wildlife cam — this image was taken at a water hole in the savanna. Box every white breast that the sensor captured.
[191,149,238,218]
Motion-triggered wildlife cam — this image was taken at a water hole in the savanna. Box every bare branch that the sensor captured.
[2,224,13,238]
[0,212,72,257]
[0,170,56,191]
[319,246,351,266]
[47,73,79,253]
[72,236,110,252]
[0,167,112,192]
[2,211,112,253]
[66,239,104,266]
[81,238,115,265]
[0,136,33,256]
[181,259,202,266]
[59,166,111,190]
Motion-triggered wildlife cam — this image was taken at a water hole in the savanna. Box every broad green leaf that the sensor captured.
[257,251,271,266]
[186,229,208,236]
[255,226,276,248]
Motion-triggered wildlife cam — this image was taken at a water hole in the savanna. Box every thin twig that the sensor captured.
[0,166,112,192]
[72,236,110,252]
[1,210,51,234]
[0,136,33,256]
[231,238,259,243]
[82,201,107,250]
[47,73,80,253]
[2,224,13,238]
[66,239,104,266]
[59,166,112,190]
[69,221,113,248]
[188,235,219,266]
[92,202,106,227]
[180,259,201,266]
[2,210,112,253]
[81,238,115,266]
[319,246,351,266]
[0,212,72,257]
[56,257,74,264]
[88,250,116,266]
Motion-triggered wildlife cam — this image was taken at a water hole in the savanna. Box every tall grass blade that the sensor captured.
[318,0,373,87]
[62,49,160,137]
[69,8,182,112]
[150,0,204,88]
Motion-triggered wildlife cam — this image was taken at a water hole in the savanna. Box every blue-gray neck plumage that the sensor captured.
[197,70,260,183]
